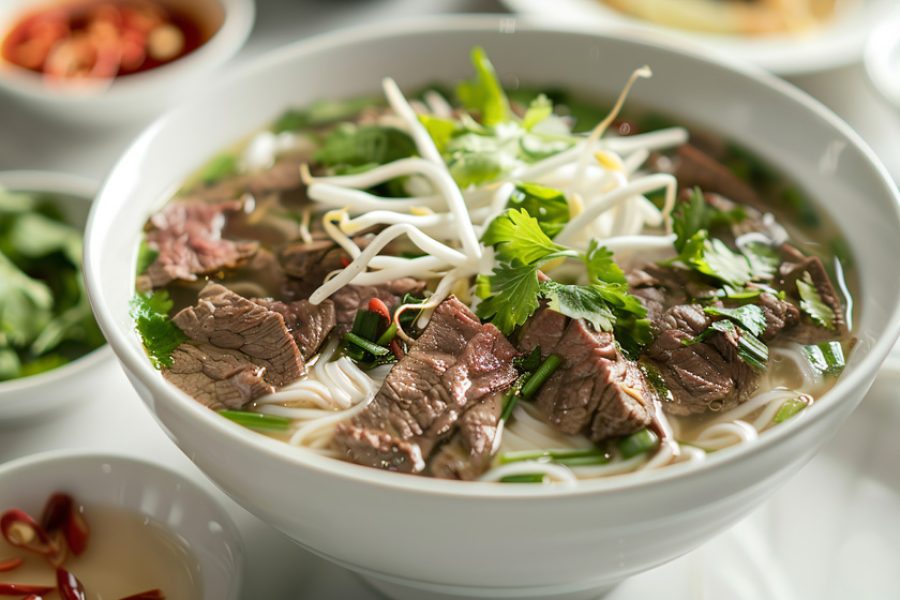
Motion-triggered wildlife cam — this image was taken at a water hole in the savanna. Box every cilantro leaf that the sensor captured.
[680,230,753,288]
[584,240,626,284]
[475,262,541,335]
[685,319,768,370]
[456,46,510,126]
[539,280,616,333]
[742,241,779,281]
[136,239,159,276]
[522,94,552,131]
[672,187,746,252]
[448,151,506,188]
[482,209,567,265]
[506,183,570,238]
[314,124,416,168]
[796,271,835,330]
[704,304,767,337]
[418,114,458,154]
[130,290,186,369]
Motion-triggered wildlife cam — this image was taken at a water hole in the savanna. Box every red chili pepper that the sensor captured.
[0,558,22,572]
[389,338,404,361]
[0,582,53,596]
[41,493,89,557]
[118,590,166,600]
[0,510,57,558]
[367,298,391,323]
[57,567,87,600]
[339,256,351,268]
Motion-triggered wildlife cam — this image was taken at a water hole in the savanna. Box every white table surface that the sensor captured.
[1,1,898,598]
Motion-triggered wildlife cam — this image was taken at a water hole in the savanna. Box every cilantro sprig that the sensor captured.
[477,209,650,354]
[796,271,836,330]
[130,290,186,369]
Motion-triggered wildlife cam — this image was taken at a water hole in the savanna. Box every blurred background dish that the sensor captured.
[0,0,255,124]
[864,11,900,110]
[500,0,898,75]
[0,451,243,600]
[0,171,111,422]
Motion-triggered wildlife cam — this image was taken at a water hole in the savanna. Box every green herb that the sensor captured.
[583,240,626,284]
[773,398,809,424]
[482,208,568,264]
[198,153,238,185]
[500,447,610,466]
[219,410,292,431]
[672,187,745,253]
[500,378,524,422]
[343,332,390,357]
[130,290,186,369]
[522,94,553,131]
[521,353,563,400]
[447,151,506,188]
[539,281,616,334]
[456,46,510,126]
[500,473,546,483]
[796,271,836,330]
[514,346,542,372]
[686,319,768,370]
[314,124,416,169]
[136,240,159,276]
[703,304,767,337]
[418,114,458,153]
[375,322,398,346]
[475,262,542,335]
[742,242,779,281]
[506,183,570,238]
[271,96,380,133]
[802,341,845,377]
[617,428,659,459]
[680,230,753,288]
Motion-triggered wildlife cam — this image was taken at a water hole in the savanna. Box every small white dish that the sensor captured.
[864,11,900,110]
[0,171,112,423]
[501,0,898,75]
[0,451,244,600]
[0,0,255,124]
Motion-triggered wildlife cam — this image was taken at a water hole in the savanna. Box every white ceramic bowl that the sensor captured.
[0,451,243,599]
[0,0,255,124]
[83,17,900,600]
[0,171,112,423]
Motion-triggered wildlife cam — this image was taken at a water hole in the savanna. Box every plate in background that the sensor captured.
[501,0,898,75]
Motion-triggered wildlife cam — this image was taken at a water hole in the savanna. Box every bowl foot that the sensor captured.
[361,573,617,600]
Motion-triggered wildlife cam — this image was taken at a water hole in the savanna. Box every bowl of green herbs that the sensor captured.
[0,171,109,421]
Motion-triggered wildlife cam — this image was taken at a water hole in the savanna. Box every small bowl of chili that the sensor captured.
[0,0,254,124]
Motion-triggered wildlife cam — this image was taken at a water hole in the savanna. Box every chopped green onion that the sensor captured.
[375,322,398,346]
[500,473,545,484]
[500,448,610,466]
[521,353,563,400]
[343,332,390,357]
[350,309,383,341]
[500,385,519,422]
[219,410,291,431]
[802,341,845,377]
[617,428,659,459]
[773,398,809,424]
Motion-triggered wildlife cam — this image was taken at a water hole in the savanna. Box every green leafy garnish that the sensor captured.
[686,319,768,370]
[456,46,510,126]
[271,97,380,133]
[803,341,845,377]
[314,124,416,169]
[447,150,506,188]
[506,183,570,238]
[478,209,649,354]
[617,428,659,459]
[680,230,753,288]
[703,304,767,337]
[672,187,746,252]
[198,153,238,185]
[742,242,780,281]
[418,114,458,153]
[796,271,836,330]
[500,447,609,466]
[219,409,291,431]
[136,240,159,276]
[522,94,552,131]
[130,290,186,369]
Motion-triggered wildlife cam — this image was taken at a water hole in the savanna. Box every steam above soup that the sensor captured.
[131,48,852,484]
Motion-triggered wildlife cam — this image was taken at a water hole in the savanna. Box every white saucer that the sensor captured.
[501,0,899,75]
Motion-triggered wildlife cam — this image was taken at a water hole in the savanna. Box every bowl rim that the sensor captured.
[0,170,112,399]
[85,14,900,500]
[0,0,256,98]
[864,10,900,110]
[0,449,245,596]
